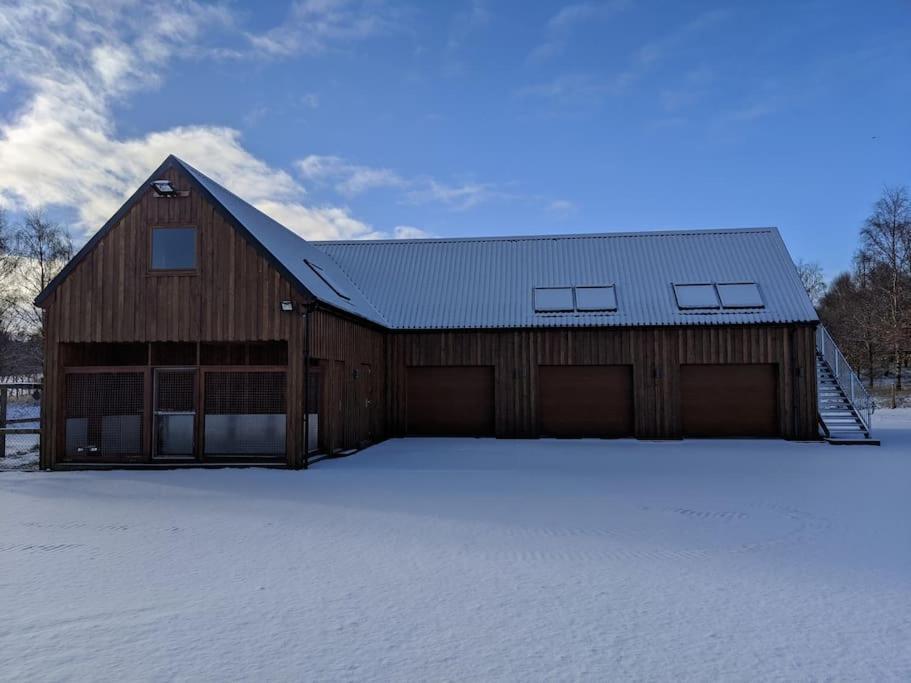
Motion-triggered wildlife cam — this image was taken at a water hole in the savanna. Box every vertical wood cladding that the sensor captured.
[39,162,818,467]
[40,165,385,468]
[386,325,818,441]
[308,309,386,454]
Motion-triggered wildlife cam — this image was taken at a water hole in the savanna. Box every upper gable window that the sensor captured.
[151,227,197,271]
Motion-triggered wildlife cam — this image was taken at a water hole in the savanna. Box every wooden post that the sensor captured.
[0,386,7,458]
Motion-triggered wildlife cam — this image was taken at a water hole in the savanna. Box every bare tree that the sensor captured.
[0,208,17,378]
[12,209,73,368]
[859,186,911,390]
[795,259,826,307]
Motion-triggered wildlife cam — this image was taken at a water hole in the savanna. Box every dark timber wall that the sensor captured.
[39,165,384,468]
[39,162,819,469]
[386,325,818,441]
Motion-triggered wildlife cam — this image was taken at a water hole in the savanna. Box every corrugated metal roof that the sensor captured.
[176,159,388,326]
[314,229,818,329]
[37,157,814,331]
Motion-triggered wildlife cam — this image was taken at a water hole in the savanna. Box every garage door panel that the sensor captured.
[538,365,633,437]
[681,364,779,437]
[407,366,494,436]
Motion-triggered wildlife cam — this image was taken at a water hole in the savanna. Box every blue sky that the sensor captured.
[0,0,908,277]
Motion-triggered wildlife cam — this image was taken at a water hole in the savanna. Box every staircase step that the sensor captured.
[816,340,876,443]
[826,438,880,446]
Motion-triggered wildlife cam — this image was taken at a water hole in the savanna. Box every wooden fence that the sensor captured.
[1,383,41,459]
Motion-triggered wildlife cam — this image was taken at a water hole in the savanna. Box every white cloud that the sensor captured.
[613,9,730,90]
[403,179,499,210]
[297,155,505,210]
[297,156,407,196]
[247,0,400,57]
[520,10,730,108]
[447,0,491,50]
[393,225,433,239]
[515,73,616,103]
[547,199,577,215]
[528,1,630,63]
[300,92,321,109]
[0,0,379,242]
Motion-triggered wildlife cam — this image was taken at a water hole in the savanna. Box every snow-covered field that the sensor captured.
[2,413,910,681]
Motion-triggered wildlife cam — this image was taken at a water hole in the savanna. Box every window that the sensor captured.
[534,285,619,313]
[151,226,196,270]
[575,285,617,311]
[534,287,574,312]
[674,282,765,311]
[674,284,720,309]
[716,282,764,308]
[304,259,351,301]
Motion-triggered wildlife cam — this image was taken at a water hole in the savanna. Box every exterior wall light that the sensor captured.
[280,300,294,312]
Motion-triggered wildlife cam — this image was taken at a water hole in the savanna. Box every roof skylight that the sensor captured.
[674,284,720,309]
[716,282,764,308]
[534,287,574,312]
[304,259,351,301]
[674,282,765,311]
[575,285,617,311]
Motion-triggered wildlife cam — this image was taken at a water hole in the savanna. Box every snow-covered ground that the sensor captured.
[2,412,910,681]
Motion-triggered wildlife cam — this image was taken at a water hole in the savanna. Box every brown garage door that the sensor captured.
[406,366,494,436]
[681,364,779,437]
[538,365,634,437]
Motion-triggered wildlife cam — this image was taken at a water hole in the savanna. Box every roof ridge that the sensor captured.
[173,156,391,326]
[314,226,778,246]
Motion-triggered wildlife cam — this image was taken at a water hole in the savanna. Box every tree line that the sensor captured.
[0,208,72,380]
[802,186,911,393]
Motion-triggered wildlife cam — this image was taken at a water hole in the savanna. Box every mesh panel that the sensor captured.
[157,369,196,412]
[154,369,196,458]
[64,372,144,458]
[204,371,286,456]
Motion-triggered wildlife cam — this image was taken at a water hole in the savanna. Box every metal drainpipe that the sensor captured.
[302,302,313,469]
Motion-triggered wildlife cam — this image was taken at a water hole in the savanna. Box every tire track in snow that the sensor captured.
[439,502,832,565]
[0,543,84,553]
[21,521,184,533]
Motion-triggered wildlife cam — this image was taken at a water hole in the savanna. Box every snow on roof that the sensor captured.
[313,228,819,329]
[176,158,388,326]
[38,156,815,330]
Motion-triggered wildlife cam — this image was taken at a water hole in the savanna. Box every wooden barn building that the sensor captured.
[35,155,830,469]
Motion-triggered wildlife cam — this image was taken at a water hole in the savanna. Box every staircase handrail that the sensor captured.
[816,324,874,434]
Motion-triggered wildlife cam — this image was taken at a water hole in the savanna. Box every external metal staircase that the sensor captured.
[816,326,879,445]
